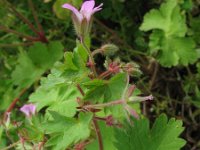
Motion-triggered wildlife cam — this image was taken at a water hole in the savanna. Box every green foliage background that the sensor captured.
[0,0,200,149]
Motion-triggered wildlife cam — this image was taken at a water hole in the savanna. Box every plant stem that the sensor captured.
[3,88,27,121]
[4,0,48,43]
[92,118,103,150]
[0,26,39,41]
[122,73,130,101]
[149,61,159,90]
[83,95,153,109]
[28,0,48,43]
[91,48,103,57]
[83,100,124,109]
[76,84,85,96]
[98,70,111,79]
[6,1,38,35]
[0,42,33,48]
[94,116,106,121]
[28,0,43,33]
[81,39,97,77]
[1,141,20,150]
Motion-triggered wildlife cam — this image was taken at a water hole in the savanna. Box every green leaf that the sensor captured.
[43,111,74,134]
[140,0,186,36]
[45,134,62,147]
[12,41,63,88]
[29,63,80,114]
[64,52,79,70]
[190,17,200,44]
[140,0,198,67]
[62,43,89,82]
[83,79,106,88]
[115,114,186,150]
[107,73,127,101]
[46,100,78,118]
[149,31,197,66]
[28,42,63,69]
[43,112,93,150]
[83,73,126,103]
[11,50,43,88]
[29,80,80,116]
[181,0,193,11]
[23,116,44,142]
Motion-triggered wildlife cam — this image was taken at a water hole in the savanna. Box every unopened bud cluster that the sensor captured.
[101,44,119,56]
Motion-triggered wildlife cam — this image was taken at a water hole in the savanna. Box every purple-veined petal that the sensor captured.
[80,0,95,13]
[62,4,83,22]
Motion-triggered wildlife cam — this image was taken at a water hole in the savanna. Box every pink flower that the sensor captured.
[20,104,36,117]
[62,0,103,22]
[62,0,103,38]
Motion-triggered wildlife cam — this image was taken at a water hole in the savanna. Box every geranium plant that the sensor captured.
[0,0,186,150]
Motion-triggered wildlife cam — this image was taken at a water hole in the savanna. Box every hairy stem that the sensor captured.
[83,100,124,109]
[91,48,103,57]
[81,39,97,77]
[83,95,153,109]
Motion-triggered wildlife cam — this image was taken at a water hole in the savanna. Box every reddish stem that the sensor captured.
[38,32,48,43]
[8,3,39,35]
[83,99,124,109]
[92,118,104,150]
[0,25,40,41]
[28,0,44,33]
[76,84,85,96]
[28,0,48,43]
[3,88,27,121]
[98,70,111,79]
[5,0,48,43]
[94,116,106,121]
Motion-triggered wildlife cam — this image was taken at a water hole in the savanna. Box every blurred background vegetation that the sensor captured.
[0,0,200,149]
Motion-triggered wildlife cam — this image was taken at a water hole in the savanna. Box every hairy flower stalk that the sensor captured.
[62,0,103,39]
[20,104,36,118]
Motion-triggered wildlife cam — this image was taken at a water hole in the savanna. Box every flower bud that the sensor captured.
[122,62,142,76]
[101,44,119,56]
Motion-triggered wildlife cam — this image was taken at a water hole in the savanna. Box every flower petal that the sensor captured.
[20,104,36,117]
[62,4,83,22]
[92,3,103,14]
[80,0,95,12]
